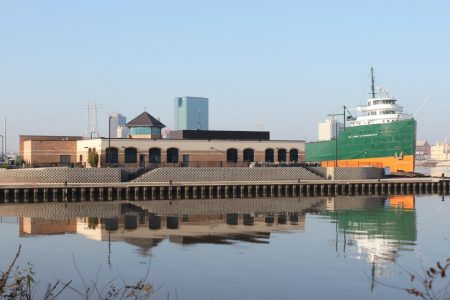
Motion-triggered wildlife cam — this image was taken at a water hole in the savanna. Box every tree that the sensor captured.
[87,151,99,168]
[14,155,24,166]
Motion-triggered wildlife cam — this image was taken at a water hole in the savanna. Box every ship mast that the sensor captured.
[370,67,376,99]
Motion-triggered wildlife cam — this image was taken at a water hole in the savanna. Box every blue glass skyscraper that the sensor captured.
[174,97,209,130]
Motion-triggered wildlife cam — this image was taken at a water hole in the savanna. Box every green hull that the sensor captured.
[321,199,416,243]
[305,119,416,162]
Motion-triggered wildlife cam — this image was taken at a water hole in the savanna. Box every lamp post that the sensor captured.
[0,134,3,162]
[210,146,226,167]
[335,123,338,167]
[327,106,352,168]
[108,116,112,167]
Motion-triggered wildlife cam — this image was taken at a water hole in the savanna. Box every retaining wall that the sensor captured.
[134,167,326,182]
[0,168,122,184]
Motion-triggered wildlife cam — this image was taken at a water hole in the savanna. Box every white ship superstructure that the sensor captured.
[349,68,412,127]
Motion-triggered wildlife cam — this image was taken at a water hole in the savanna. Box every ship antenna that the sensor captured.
[370,67,376,98]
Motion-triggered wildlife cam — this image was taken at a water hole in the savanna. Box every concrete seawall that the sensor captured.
[0,166,383,184]
[0,177,448,203]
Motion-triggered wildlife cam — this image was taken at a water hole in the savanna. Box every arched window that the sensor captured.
[124,148,137,163]
[265,148,274,162]
[104,218,118,231]
[243,148,254,162]
[105,147,119,164]
[226,213,238,225]
[167,148,179,163]
[289,148,299,162]
[166,215,179,229]
[226,148,238,163]
[149,148,161,163]
[277,148,287,162]
[148,214,161,230]
[124,215,137,230]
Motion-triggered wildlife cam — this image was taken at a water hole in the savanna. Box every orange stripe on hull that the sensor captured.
[321,155,414,172]
[388,195,415,210]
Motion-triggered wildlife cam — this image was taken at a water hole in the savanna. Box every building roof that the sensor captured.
[167,130,270,141]
[125,112,165,128]
[416,140,429,146]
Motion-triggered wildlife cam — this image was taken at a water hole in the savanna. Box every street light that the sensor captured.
[0,134,3,162]
[108,116,112,166]
[327,106,353,169]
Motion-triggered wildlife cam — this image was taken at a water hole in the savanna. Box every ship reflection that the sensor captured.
[322,194,416,288]
[2,195,416,278]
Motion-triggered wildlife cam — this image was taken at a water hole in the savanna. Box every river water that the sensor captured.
[0,195,449,300]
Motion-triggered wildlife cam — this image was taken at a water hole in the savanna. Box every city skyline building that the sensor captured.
[109,113,127,138]
[318,119,343,141]
[174,97,209,131]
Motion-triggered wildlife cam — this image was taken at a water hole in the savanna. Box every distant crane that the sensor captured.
[413,96,431,117]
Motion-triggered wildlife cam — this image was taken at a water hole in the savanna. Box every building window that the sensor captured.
[265,148,274,162]
[243,148,254,162]
[226,148,238,163]
[167,148,179,163]
[124,148,137,163]
[106,147,119,164]
[129,127,152,135]
[289,149,299,162]
[151,127,161,135]
[277,148,287,162]
[149,148,161,163]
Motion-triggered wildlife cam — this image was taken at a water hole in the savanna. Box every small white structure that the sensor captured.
[116,126,129,139]
[318,119,343,141]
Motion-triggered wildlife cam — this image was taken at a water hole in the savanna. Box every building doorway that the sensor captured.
[139,154,146,167]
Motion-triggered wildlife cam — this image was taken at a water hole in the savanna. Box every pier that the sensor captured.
[0,178,448,203]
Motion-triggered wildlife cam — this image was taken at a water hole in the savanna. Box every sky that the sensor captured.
[1,0,450,152]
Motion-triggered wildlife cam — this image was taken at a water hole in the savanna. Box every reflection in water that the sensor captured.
[0,195,416,281]
[322,195,416,286]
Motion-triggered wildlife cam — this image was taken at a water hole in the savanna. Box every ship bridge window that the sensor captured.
[373,100,396,105]
[380,110,396,115]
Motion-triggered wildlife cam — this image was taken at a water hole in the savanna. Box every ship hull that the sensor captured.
[305,119,416,172]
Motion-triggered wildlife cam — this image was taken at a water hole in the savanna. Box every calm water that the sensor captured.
[0,195,449,300]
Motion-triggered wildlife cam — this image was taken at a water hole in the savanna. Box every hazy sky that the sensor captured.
[1,0,449,152]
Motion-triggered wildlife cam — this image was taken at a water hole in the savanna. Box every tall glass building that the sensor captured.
[174,97,209,130]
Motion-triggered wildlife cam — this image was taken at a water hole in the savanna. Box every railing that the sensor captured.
[321,161,383,168]
[11,161,319,169]
[143,161,253,168]
[6,162,85,169]
[8,161,328,169]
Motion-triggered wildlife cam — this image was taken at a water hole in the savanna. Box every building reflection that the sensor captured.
[76,209,306,253]
[6,195,416,275]
[19,218,77,236]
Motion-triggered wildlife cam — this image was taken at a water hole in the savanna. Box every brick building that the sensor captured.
[20,111,304,167]
[20,135,82,166]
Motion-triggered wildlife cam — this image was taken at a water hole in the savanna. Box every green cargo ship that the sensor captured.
[305,69,416,172]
